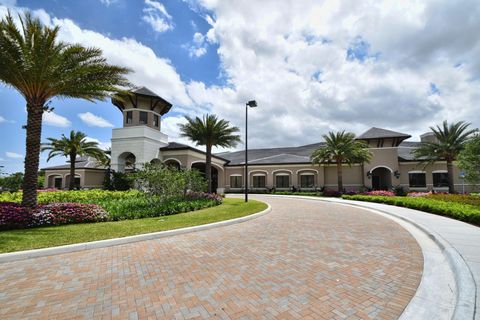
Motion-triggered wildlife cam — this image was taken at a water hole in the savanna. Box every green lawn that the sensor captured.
[0,198,267,253]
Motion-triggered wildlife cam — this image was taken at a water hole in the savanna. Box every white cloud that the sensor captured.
[85,137,111,151]
[51,17,192,108]
[78,112,114,128]
[43,111,71,128]
[6,151,23,159]
[184,32,208,58]
[99,0,117,6]
[0,115,15,123]
[185,0,480,147]
[142,0,173,33]
[0,0,16,6]
[1,0,479,152]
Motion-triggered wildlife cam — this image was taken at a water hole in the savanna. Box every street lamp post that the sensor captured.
[245,100,257,202]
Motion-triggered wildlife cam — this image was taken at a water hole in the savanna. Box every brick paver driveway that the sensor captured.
[0,196,423,320]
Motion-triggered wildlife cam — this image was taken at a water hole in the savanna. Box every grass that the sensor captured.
[0,198,267,253]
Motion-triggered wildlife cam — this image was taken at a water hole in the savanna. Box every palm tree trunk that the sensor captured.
[69,152,76,190]
[206,144,212,193]
[447,160,455,193]
[337,162,343,193]
[21,106,44,207]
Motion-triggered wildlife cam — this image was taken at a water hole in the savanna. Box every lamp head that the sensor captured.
[246,100,257,108]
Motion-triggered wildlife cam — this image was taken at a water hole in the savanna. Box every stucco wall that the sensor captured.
[44,169,104,189]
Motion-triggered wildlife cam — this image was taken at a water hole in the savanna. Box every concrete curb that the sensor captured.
[0,203,271,264]
[256,194,476,320]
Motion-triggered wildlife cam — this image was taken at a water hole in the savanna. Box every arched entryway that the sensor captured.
[371,167,392,190]
[191,162,218,192]
[47,174,63,189]
[117,152,136,172]
[164,158,181,170]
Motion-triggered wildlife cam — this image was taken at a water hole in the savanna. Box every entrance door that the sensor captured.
[371,167,392,190]
[54,177,62,189]
[372,176,380,190]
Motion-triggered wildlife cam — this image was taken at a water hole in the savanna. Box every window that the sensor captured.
[153,114,159,127]
[230,176,242,188]
[433,172,449,187]
[409,173,426,188]
[126,111,133,124]
[300,174,315,188]
[139,111,148,124]
[275,175,290,188]
[252,175,266,188]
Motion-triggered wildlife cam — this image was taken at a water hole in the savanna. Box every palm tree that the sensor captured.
[42,131,107,190]
[414,121,477,193]
[0,12,130,206]
[179,114,241,193]
[311,131,372,192]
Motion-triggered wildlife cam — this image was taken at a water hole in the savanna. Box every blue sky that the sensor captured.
[1,0,479,174]
[0,0,221,173]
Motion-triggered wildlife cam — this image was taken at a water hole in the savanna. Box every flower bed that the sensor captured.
[364,190,395,197]
[0,190,223,230]
[0,202,108,230]
[342,195,480,225]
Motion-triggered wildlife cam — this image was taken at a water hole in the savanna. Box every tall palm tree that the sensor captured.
[179,114,241,193]
[0,12,130,205]
[42,131,107,190]
[414,121,477,193]
[311,131,372,192]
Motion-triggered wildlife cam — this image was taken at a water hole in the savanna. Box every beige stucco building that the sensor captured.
[43,87,477,193]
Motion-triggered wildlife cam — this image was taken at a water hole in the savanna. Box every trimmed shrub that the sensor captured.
[105,198,220,220]
[274,191,323,196]
[0,189,143,204]
[426,193,480,207]
[342,195,480,225]
[323,189,342,197]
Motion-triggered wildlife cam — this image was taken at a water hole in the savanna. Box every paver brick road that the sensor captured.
[0,196,423,319]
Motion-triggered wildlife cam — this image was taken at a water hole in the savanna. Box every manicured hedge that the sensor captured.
[342,195,480,225]
[274,191,323,196]
[426,194,480,207]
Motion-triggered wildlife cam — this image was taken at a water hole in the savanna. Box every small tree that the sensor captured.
[0,172,24,192]
[42,131,107,190]
[135,163,206,200]
[311,131,372,192]
[179,114,241,193]
[458,134,480,185]
[414,121,477,193]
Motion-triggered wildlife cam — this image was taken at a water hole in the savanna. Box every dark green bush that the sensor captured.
[342,195,480,225]
[103,198,219,220]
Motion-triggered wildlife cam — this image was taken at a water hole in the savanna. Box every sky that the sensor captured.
[0,0,479,173]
